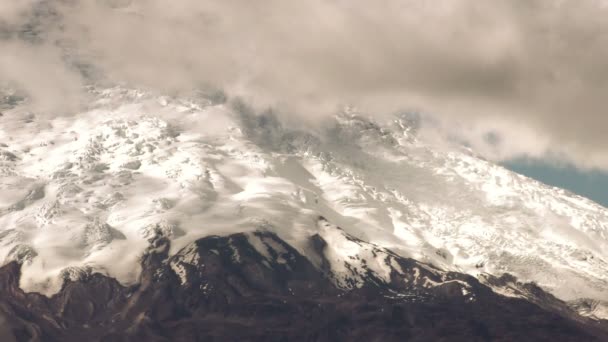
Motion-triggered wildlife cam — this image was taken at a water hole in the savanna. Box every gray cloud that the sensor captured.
[0,40,84,114]
[0,2,36,25]
[2,0,608,169]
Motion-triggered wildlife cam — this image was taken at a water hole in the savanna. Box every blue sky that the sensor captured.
[503,159,608,208]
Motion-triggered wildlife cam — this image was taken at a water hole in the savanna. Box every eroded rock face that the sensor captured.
[0,232,607,342]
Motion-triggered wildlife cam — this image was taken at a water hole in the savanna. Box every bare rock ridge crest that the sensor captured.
[0,223,607,341]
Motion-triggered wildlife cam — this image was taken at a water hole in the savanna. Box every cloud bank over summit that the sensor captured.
[2,0,608,169]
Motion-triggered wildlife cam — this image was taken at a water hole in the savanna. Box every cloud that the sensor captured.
[0,1,84,114]
[3,0,608,169]
[0,41,84,114]
[0,1,36,26]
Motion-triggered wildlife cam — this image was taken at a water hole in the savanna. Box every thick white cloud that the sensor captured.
[3,0,608,169]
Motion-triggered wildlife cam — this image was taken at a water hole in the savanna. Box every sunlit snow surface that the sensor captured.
[1,88,608,318]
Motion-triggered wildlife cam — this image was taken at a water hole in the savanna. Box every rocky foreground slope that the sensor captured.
[1,227,607,341]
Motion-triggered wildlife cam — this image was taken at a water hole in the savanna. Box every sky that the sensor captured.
[504,159,608,208]
[0,0,607,204]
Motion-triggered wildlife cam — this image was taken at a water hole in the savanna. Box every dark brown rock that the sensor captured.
[0,232,606,341]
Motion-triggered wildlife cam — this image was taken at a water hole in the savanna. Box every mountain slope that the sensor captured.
[1,87,608,321]
[1,230,607,341]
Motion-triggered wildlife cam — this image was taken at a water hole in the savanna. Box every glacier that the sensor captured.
[1,87,607,319]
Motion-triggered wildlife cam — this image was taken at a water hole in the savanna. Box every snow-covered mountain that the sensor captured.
[1,87,608,322]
